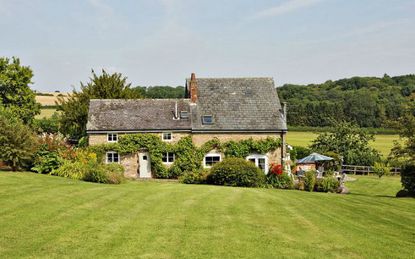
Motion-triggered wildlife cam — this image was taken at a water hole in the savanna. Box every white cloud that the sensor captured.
[250,0,324,20]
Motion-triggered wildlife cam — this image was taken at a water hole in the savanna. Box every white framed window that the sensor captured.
[107,133,118,142]
[106,152,120,163]
[162,132,172,141]
[246,154,268,174]
[202,115,213,125]
[162,152,175,164]
[204,154,221,168]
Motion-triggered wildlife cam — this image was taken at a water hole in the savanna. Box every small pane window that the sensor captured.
[258,158,266,172]
[204,154,221,167]
[162,132,172,141]
[246,155,268,174]
[107,133,118,142]
[106,152,120,163]
[162,152,175,163]
[202,115,213,125]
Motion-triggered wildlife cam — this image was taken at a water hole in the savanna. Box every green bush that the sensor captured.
[83,166,108,183]
[400,163,415,195]
[0,108,38,171]
[266,173,294,189]
[80,162,125,184]
[372,162,390,178]
[31,134,76,174]
[51,160,125,184]
[102,163,125,184]
[207,158,265,187]
[103,163,125,175]
[31,151,62,174]
[179,170,209,184]
[304,170,316,192]
[32,113,59,134]
[51,160,86,180]
[324,170,335,177]
[315,177,340,192]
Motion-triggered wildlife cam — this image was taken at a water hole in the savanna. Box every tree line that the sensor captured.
[277,74,415,128]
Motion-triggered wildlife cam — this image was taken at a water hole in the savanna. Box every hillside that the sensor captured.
[35,92,69,106]
[277,74,415,128]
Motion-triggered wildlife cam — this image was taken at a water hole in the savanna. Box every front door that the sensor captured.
[138,152,151,178]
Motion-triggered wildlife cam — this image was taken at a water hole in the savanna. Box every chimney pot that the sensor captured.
[190,73,198,103]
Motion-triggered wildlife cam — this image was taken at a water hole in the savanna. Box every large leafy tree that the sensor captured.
[389,100,415,165]
[57,70,142,140]
[0,57,40,123]
[310,122,381,165]
[0,108,38,171]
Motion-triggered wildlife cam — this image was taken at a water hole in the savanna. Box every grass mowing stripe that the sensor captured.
[1,173,414,258]
[0,185,128,257]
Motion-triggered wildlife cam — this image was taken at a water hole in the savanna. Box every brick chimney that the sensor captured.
[189,73,198,103]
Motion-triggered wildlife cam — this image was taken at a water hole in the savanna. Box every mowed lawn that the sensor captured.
[1,173,414,258]
[287,131,400,157]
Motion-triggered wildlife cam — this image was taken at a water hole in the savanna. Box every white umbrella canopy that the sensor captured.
[296,153,333,164]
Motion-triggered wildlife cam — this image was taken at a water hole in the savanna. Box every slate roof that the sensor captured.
[186,78,287,132]
[87,99,191,132]
[87,77,287,133]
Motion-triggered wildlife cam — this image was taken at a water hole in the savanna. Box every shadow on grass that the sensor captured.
[0,167,14,172]
[347,192,397,199]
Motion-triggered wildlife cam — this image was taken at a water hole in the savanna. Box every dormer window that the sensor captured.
[162,132,172,141]
[107,133,118,142]
[202,115,213,125]
[180,111,189,119]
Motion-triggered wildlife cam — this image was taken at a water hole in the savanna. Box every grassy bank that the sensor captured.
[0,172,414,258]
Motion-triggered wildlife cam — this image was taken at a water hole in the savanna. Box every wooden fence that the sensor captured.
[341,165,401,175]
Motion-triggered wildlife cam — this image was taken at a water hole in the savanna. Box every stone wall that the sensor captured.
[121,153,138,178]
[192,133,284,165]
[89,134,107,146]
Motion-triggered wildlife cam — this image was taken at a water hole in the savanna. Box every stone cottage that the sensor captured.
[86,73,288,178]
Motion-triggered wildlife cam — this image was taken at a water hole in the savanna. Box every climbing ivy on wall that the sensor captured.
[89,134,281,179]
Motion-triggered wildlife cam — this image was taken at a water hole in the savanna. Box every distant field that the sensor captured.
[287,131,400,157]
[35,108,57,119]
[35,92,69,106]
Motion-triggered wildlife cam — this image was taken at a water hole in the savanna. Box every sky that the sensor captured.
[1,0,415,92]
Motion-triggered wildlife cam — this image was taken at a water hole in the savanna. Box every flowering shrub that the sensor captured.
[267,163,293,189]
[270,163,283,175]
[32,134,75,174]
[266,173,293,189]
